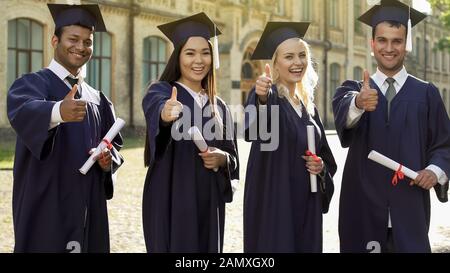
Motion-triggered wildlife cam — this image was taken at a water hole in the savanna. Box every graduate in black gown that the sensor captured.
[333,0,450,253]
[243,22,337,253]
[142,13,239,253]
[7,4,123,253]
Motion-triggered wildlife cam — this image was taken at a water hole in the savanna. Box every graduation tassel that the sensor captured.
[213,26,220,70]
[406,6,413,52]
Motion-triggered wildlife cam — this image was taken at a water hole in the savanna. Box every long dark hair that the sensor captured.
[144,37,218,167]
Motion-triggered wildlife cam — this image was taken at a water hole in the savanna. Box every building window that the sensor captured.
[415,37,421,63]
[143,36,167,88]
[425,40,430,68]
[241,49,261,104]
[301,0,312,21]
[242,62,253,80]
[433,43,439,70]
[277,0,285,15]
[353,66,363,81]
[441,51,447,72]
[329,0,339,28]
[354,1,363,34]
[7,18,44,89]
[330,63,341,92]
[327,63,341,127]
[87,32,112,98]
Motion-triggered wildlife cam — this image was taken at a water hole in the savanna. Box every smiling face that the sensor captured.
[273,38,308,89]
[371,21,407,77]
[52,25,93,76]
[178,36,212,90]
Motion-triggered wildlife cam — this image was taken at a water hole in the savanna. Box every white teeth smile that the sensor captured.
[192,68,204,72]
[290,69,303,73]
[71,52,84,58]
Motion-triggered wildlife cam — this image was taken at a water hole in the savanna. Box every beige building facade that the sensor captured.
[1,0,449,130]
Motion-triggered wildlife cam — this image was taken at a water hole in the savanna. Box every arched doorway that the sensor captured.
[241,45,263,105]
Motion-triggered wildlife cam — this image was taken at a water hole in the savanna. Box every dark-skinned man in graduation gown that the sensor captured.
[333,0,449,253]
[7,4,123,253]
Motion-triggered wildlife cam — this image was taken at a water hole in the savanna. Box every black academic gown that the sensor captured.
[243,86,337,253]
[7,69,123,253]
[333,75,450,253]
[142,81,239,253]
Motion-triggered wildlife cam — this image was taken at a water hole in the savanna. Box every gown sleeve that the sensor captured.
[313,107,337,213]
[216,101,240,203]
[99,92,124,200]
[333,80,365,148]
[244,86,277,142]
[142,82,174,167]
[426,83,450,202]
[7,73,59,160]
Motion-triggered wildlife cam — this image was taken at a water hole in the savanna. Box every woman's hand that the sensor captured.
[302,152,324,175]
[255,64,272,104]
[161,86,183,123]
[199,147,228,170]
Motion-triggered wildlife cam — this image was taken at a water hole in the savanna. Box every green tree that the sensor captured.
[429,0,450,52]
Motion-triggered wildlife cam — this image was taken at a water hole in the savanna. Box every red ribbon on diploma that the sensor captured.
[305,150,321,163]
[102,139,113,150]
[392,165,405,186]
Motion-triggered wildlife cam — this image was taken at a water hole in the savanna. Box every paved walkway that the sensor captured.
[1,135,449,252]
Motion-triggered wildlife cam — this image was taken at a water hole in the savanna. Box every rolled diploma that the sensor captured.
[79,118,126,175]
[367,150,418,180]
[307,125,318,193]
[188,126,218,172]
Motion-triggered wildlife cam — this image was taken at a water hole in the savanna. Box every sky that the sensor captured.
[412,0,432,14]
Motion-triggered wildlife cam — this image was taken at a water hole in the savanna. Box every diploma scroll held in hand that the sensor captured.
[307,125,318,193]
[79,118,126,175]
[188,126,218,172]
[367,150,418,181]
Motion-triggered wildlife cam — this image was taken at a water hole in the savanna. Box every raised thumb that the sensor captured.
[363,70,370,89]
[264,63,272,79]
[171,86,178,101]
[65,84,78,99]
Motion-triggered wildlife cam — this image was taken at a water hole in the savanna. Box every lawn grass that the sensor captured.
[0,135,144,170]
[122,135,145,150]
[0,140,15,169]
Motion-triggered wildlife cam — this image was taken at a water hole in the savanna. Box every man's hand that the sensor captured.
[90,148,112,172]
[60,84,87,122]
[355,70,378,112]
[410,169,438,190]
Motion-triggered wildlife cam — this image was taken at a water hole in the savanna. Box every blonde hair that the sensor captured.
[271,38,318,116]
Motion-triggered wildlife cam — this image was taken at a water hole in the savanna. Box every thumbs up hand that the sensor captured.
[60,84,87,122]
[355,70,378,112]
[255,63,273,104]
[161,86,183,123]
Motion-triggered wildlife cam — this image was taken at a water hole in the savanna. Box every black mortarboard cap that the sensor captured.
[47,4,107,32]
[157,12,222,46]
[358,0,426,28]
[358,0,427,51]
[251,22,310,60]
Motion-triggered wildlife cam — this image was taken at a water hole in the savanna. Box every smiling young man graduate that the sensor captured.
[7,4,123,253]
[333,0,450,253]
